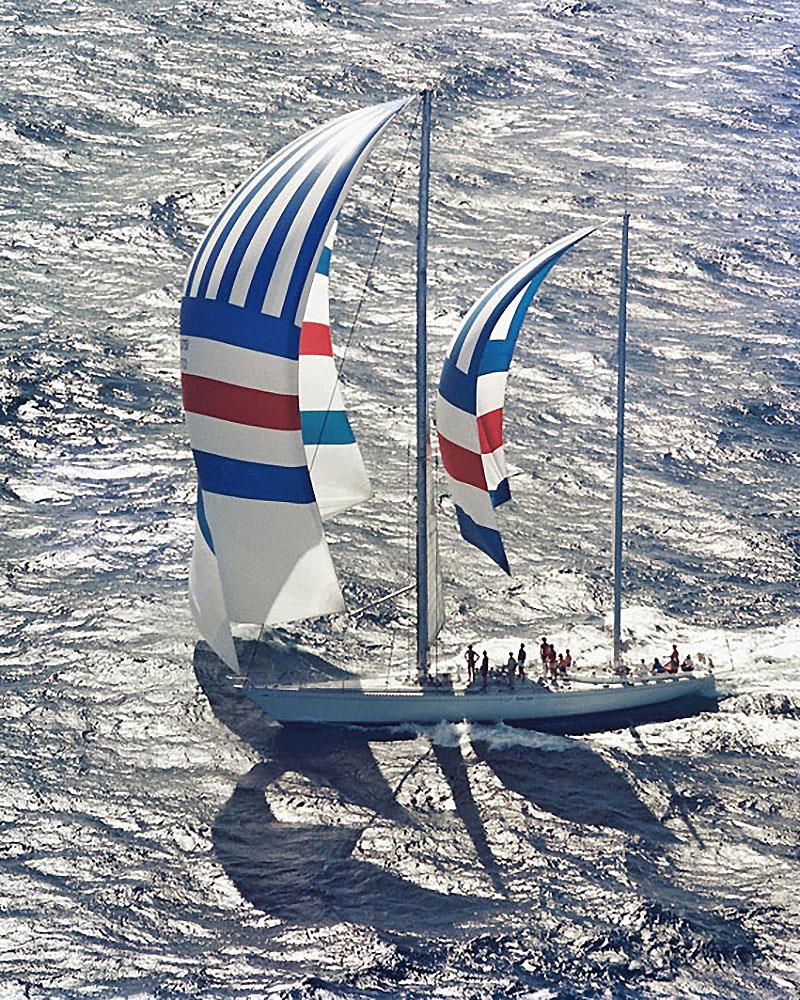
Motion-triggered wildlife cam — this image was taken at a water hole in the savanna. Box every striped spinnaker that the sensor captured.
[181,98,408,667]
[436,225,598,573]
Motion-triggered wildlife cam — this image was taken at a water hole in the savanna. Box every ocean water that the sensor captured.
[1,0,799,996]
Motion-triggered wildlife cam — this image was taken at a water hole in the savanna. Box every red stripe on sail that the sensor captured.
[438,433,487,491]
[181,374,301,431]
[477,407,503,454]
[299,321,333,357]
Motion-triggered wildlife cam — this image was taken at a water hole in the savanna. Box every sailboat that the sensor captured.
[181,90,716,727]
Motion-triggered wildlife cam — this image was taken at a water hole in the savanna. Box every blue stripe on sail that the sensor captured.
[490,478,511,508]
[193,450,315,503]
[192,155,299,302]
[282,112,395,323]
[446,272,505,371]
[455,505,510,575]
[196,487,215,553]
[242,160,331,314]
[477,259,559,376]
[301,410,356,446]
[439,255,569,405]
[214,143,334,307]
[439,361,477,414]
[180,297,301,360]
[189,114,353,300]
[317,246,331,276]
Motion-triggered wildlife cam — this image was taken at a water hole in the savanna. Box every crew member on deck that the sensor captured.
[540,636,548,675]
[480,651,489,691]
[506,652,517,691]
[517,643,526,679]
[669,644,680,671]
[464,644,478,684]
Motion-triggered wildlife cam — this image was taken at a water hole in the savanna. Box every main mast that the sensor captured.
[612,212,630,671]
[415,89,432,679]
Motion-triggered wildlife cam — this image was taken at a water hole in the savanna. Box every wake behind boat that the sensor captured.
[180,89,717,729]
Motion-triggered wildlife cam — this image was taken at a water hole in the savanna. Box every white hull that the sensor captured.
[239,672,716,727]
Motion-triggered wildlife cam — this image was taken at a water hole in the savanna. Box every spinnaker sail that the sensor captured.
[181,98,408,668]
[436,225,598,573]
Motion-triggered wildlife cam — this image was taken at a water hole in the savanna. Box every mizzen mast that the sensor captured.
[612,212,630,672]
[415,89,432,679]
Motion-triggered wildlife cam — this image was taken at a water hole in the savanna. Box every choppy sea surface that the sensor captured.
[2,0,799,996]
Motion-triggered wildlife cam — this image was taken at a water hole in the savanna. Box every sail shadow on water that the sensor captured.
[196,641,411,824]
[470,738,676,843]
[469,735,760,969]
[210,738,505,931]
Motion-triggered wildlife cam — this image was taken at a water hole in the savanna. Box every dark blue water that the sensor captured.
[1,1,799,996]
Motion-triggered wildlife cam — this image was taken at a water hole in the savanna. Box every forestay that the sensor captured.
[436,225,598,574]
[181,98,408,669]
[300,222,372,519]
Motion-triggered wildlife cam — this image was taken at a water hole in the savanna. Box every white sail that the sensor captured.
[189,490,238,670]
[300,222,372,519]
[181,99,409,648]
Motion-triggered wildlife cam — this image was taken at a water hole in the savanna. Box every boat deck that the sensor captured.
[235,670,716,726]
[232,671,704,697]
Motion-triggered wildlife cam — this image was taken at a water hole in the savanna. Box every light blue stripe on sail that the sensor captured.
[316,246,331,276]
[301,410,356,446]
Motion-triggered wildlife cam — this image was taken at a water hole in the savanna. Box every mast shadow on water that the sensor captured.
[470,737,675,844]
[425,674,508,897]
